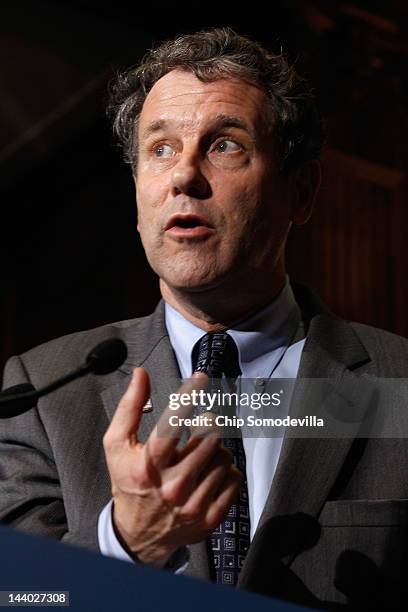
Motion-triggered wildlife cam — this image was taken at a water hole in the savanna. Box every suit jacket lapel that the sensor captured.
[100,300,211,580]
[263,314,372,516]
[100,301,179,432]
[238,301,373,587]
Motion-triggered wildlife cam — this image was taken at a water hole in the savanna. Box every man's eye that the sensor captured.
[214,139,241,153]
[154,144,173,157]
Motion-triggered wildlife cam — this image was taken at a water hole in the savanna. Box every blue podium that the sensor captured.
[0,524,313,611]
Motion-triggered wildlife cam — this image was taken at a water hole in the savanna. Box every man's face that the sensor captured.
[135,70,295,294]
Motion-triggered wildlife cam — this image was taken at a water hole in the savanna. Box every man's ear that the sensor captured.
[133,173,141,233]
[290,160,322,226]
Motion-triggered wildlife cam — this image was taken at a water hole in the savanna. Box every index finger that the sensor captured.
[104,367,150,448]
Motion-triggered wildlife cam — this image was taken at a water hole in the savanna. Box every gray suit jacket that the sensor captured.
[1,285,408,605]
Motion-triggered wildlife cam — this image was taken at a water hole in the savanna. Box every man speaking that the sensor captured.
[1,28,408,608]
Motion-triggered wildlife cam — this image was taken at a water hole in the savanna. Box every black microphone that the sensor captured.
[0,384,37,418]
[85,338,128,375]
[0,338,128,419]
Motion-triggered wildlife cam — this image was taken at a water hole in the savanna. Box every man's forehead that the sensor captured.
[138,70,267,135]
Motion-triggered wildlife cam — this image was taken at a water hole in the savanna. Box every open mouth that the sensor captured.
[165,214,213,233]
[174,218,203,229]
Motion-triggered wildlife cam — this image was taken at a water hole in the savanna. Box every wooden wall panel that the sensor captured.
[287,149,407,336]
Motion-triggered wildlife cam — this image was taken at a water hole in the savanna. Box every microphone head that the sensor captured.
[0,383,37,418]
[86,338,128,375]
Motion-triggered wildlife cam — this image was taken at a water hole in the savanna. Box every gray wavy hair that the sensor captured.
[107,27,324,174]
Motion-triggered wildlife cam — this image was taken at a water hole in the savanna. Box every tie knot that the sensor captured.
[192,332,241,379]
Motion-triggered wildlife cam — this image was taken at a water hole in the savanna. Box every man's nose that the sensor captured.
[170,154,210,199]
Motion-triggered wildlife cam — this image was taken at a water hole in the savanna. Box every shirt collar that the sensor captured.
[164,278,300,378]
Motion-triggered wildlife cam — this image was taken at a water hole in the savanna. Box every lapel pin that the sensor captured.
[142,399,153,413]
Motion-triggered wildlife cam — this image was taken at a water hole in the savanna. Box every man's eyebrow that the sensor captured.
[208,114,253,136]
[141,119,168,141]
[140,114,254,142]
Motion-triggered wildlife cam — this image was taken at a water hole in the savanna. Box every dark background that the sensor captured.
[1,0,407,375]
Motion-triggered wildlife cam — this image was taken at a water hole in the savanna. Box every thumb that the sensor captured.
[107,367,150,445]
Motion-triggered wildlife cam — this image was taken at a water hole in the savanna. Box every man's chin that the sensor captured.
[170,279,218,293]
[160,272,223,294]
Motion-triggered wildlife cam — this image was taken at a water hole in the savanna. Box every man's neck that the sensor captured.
[160,274,287,332]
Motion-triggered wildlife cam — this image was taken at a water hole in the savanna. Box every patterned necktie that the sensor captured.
[192,332,250,586]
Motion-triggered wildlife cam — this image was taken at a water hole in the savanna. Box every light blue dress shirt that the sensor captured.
[98,280,305,564]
